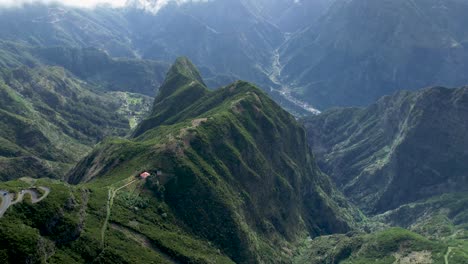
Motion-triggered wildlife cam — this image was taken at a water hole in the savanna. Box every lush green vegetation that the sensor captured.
[303,87,468,214]
[0,66,145,180]
[0,41,168,96]
[0,175,234,263]
[65,57,361,263]
[0,57,466,263]
[295,228,468,264]
[301,86,468,263]
[0,41,167,181]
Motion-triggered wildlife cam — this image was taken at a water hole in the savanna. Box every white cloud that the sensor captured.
[0,0,209,9]
[127,0,211,13]
[0,0,126,8]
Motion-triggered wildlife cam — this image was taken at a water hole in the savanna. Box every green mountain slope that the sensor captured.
[303,86,468,214]
[295,227,468,264]
[34,46,168,96]
[1,58,465,264]
[0,41,168,97]
[66,57,359,263]
[373,193,468,239]
[0,177,235,264]
[0,66,136,180]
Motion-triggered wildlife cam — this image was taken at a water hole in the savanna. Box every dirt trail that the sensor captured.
[444,247,455,264]
[100,179,138,246]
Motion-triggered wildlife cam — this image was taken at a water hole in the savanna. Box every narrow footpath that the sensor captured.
[444,246,455,264]
[100,179,138,246]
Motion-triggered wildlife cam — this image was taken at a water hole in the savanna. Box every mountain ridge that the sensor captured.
[67,57,359,263]
[304,86,468,214]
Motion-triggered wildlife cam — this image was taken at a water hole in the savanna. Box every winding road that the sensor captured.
[0,187,50,218]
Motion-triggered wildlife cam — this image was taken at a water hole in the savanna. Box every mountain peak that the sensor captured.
[133,57,209,136]
[156,57,206,101]
[171,57,205,83]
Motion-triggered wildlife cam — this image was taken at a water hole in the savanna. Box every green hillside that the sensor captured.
[0,58,466,263]
[0,66,142,180]
[303,86,468,214]
[66,57,360,263]
[0,41,168,96]
[295,227,468,264]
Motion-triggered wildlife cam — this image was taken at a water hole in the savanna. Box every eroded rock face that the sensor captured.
[304,86,468,214]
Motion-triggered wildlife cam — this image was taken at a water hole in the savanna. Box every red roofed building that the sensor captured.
[140,172,151,179]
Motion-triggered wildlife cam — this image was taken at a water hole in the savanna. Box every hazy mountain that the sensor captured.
[0,41,168,96]
[242,0,334,32]
[125,0,283,87]
[0,2,281,86]
[304,86,468,214]
[0,1,322,113]
[279,0,468,109]
[34,46,168,96]
[3,0,468,111]
[0,4,135,57]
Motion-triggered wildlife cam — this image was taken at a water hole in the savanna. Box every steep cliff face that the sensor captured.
[69,57,358,263]
[304,86,468,213]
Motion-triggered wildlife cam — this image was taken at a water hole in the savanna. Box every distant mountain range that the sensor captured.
[3,0,467,112]
[279,0,468,108]
[0,1,330,114]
